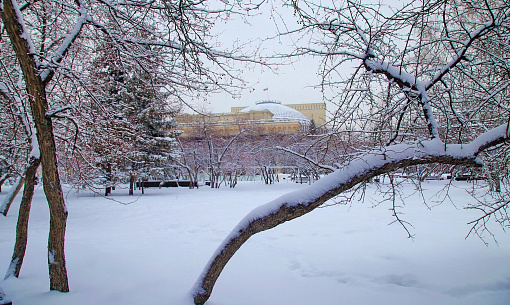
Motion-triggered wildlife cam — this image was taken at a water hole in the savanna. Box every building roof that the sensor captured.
[240,101,310,123]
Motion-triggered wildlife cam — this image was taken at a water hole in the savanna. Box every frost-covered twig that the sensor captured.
[425,10,510,91]
[387,175,414,238]
[276,146,337,172]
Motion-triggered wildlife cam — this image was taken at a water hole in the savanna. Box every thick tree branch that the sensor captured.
[40,0,87,85]
[192,123,510,305]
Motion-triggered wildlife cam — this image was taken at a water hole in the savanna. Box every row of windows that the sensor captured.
[288,104,326,110]
[231,104,325,112]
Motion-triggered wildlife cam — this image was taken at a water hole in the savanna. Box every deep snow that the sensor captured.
[0,179,509,305]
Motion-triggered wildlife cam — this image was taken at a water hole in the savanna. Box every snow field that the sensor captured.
[0,180,509,305]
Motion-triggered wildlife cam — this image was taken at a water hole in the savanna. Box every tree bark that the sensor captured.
[1,0,69,292]
[105,162,112,196]
[129,172,135,195]
[5,157,40,279]
[0,176,25,217]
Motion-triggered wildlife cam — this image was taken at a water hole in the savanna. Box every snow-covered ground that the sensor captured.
[1,179,509,305]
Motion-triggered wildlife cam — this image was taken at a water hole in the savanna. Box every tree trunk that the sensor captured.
[105,162,112,196]
[0,176,25,217]
[129,172,135,195]
[261,167,269,184]
[183,165,195,189]
[1,0,70,292]
[193,172,199,189]
[129,181,134,195]
[5,157,40,279]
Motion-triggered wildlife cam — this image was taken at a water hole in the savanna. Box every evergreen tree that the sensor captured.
[85,42,180,194]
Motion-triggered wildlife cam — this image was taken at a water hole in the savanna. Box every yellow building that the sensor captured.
[231,102,326,125]
[176,101,326,137]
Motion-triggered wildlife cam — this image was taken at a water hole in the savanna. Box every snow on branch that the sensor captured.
[299,48,365,59]
[0,80,39,159]
[6,0,39,64]
[363,58,425,91]
[362,57,440,139]
[84,16,261,64]
[40,0,87,85]
[192,123,510,305]
[425,10,510,90]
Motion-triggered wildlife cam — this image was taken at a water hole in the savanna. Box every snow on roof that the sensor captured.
[240,101,310,123]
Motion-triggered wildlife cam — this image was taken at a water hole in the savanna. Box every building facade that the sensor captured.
[176,101,326,137]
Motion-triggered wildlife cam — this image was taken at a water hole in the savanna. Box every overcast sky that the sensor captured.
[183,4,325,114]
[180,1,411,114]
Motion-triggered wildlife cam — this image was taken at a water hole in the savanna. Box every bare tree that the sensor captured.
[192,1,510,303]
[1,0,75,291]
[1,0,261,293]
[178,116,249,188]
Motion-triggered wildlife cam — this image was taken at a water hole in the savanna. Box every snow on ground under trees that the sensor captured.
[1,179,509,305]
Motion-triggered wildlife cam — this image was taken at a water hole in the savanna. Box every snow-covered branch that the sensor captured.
[362,57,440,139]
[0,80,39,160]
[2,0,39,65]
[0,176,24,217]
[40,0,87,85]
[84,15,262,64]
[363,58,426,92]
[192,123,510,305]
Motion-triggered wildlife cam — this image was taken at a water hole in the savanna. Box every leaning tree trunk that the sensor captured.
[5,157,40,279]
[0,173,12,193]
[192,128,510,305]
[1,0,70,292]
[0,176,25,217]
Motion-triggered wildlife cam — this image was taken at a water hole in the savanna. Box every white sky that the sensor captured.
[183,4,326,113]
[185,0,409,112]
[183,0,412,114]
